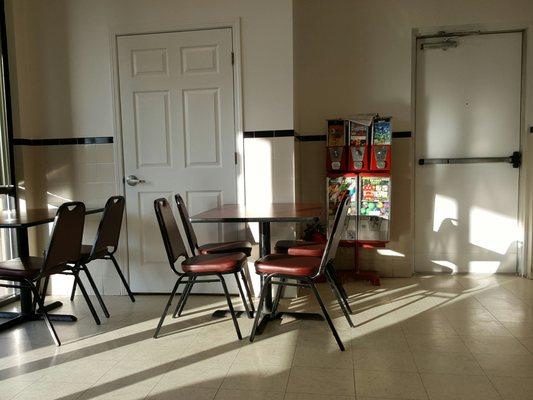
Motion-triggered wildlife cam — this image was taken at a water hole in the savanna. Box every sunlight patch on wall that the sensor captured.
[469,206,518,255]
[468,261,501,273]
[430,259,457,272]
[433,194,458,232]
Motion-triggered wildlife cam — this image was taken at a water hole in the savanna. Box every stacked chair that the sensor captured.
[69,196,134,317]
[153,197,255,339]
[250,192,353,351]
[175,194,254,318]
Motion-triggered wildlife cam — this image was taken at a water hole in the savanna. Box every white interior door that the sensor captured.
[415,32,522,274]
[118,28,238,292]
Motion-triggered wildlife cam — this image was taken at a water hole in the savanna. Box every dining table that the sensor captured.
[0,207,104,332]
[190,202,324,334]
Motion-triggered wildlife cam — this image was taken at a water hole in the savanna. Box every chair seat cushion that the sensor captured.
[198,241,252,257]
[79,244,108,263]
[182,252,247,274]
[255,254,320,277]
[274,240,315,254]
[0,256,44,279]
[287,243,325,257]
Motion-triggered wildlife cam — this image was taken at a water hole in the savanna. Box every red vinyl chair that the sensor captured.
[274,239,352,316]
[153,198,250,340]
[250,192,353,351]
[175,194,255,318]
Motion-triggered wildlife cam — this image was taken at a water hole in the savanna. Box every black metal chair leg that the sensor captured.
[171,280,191,318]
[41,276,50,301]
[325,269,354,327]
[250,275,271,343]
[174,277,195,318]
[234,272,252,318]
[308,279,345,351]
[69,279,77,301]
[29,281,61,346]
[154,276,184,338]
[271,278,286,316]
[32,278,42,311]
[240,270,255,316]
[82,265,110,318]
[75,272,101,325]
[218,274,242,340]
[327,264,352,314]
[109,254,136,302]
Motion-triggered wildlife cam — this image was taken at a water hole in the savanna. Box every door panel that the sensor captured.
[415,32,522,274]
[118,28,238,292]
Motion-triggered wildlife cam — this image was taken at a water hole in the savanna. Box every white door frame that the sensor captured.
[411,26,529,277]
[107,19,244,293]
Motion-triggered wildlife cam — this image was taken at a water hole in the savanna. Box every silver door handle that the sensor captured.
[126,175,146,186]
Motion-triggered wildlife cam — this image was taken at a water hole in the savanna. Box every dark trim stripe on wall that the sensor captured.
[13,137,114,146]
[244,130,295,138]
[244,130,412,140]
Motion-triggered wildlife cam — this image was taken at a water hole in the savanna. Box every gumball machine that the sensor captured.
[358,173,391,242]
[324,115,392,286]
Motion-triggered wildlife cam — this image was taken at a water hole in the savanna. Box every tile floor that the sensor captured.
[1,274,533,399]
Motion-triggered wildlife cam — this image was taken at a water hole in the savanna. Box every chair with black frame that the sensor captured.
[0,202,100,346]
[273,238,352,316]
[69,196,134,316]
[174,194,255,318]
[153,197,250,340]
[250,192,352,351]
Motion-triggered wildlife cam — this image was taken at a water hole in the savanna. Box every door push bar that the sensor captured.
[418,151,521,168]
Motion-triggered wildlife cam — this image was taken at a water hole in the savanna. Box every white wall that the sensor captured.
[294,0,533,277]
[5,0,296,294]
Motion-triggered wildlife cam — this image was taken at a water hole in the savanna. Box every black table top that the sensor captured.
[0,207,105,228]
[190,203,323,223]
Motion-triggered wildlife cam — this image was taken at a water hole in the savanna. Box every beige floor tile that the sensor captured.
[351,331,410,352]
[447,319,512,337]
[286,366,355,396]
[405,333,468,353]
[461,335,529,355]
[96,358,173,386]
[517,337,533,353]
[155,360,231,390]
[412,351,484,375]
[215,389,284,400]
[293,344,353,369]
[78,379,160,400]
[221,361,290,392]
[500,321,533,338]
[420,373,500,400]
[147,386,217,400]
[234,342,296,367]
[401,316,457,335]
[490,376,533,400]
[475,353,533,377]
[354,370,427,399]
[353,349,417,372]
[0,376,34,400]
[284,393,355,400]
[11,380,92,400]
[40,358,117,384]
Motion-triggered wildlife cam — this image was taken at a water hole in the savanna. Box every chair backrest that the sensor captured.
[41,202,86,276]
[154,198,189,270]
[316,191,350,277]
[90,196,125,258]
[175,194,198,255]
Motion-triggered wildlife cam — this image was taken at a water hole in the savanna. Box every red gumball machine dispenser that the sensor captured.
[346,115,372,172]
[326,119,347,172]
[370,117,392,171]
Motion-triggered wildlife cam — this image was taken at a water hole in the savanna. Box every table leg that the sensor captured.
[15,227,33,314]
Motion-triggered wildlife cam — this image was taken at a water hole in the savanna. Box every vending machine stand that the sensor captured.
[338,240,382,286]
